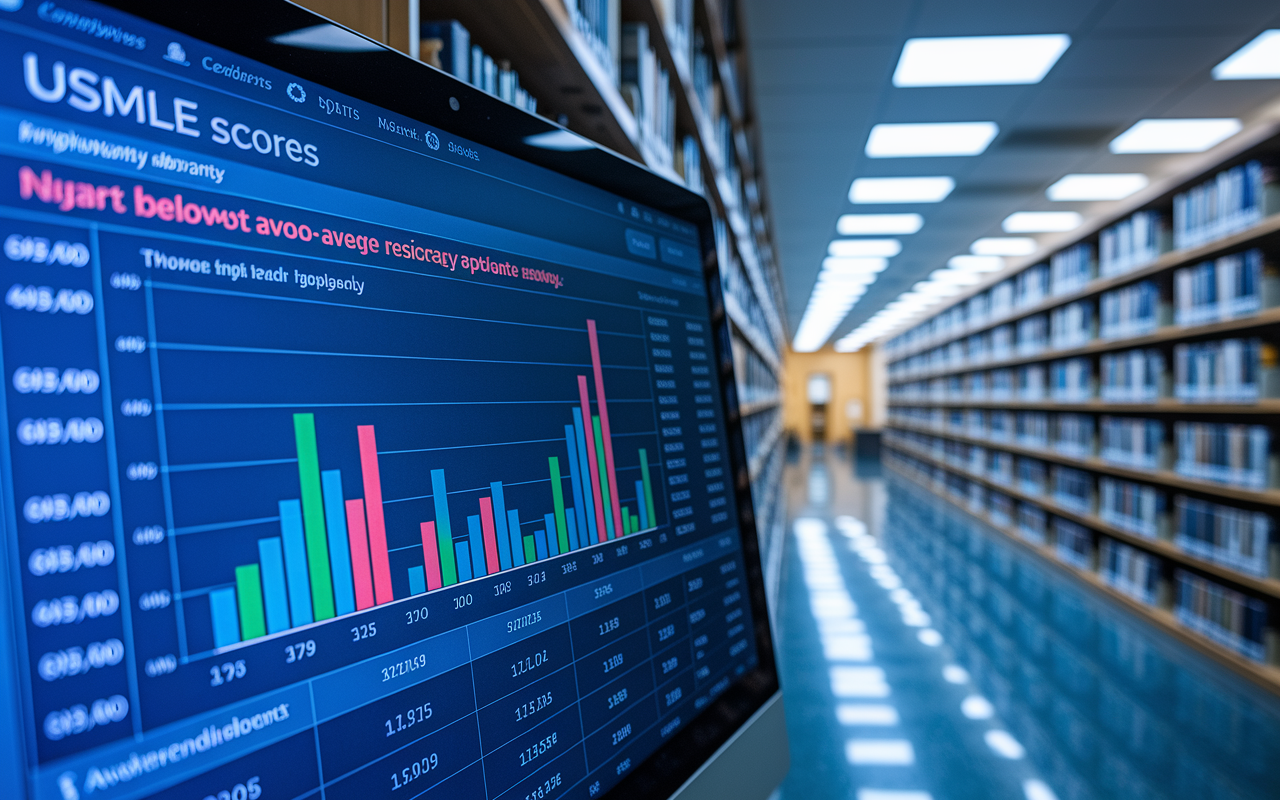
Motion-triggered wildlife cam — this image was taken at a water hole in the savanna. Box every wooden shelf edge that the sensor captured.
[881,452,1280,697]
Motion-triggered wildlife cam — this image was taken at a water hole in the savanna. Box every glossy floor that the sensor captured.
[771,445,1280,800]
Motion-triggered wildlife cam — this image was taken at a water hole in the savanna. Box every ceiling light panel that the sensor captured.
[836,213,924,235]
[892,34,1071,87]
[829,239,903,257]
[1214,30,1280,80]
[865,122,999,158]
[971,237,1037,256]
[823,257,890,274]
[1002,211,1082,232]
[1109,119,1242,153]
[1047,173,1148,201]
[948,255,1004,273]
[850,177,955,204]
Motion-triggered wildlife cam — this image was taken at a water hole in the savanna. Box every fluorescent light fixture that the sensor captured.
[893,34,1071,87]
[837,213,924,235]
[984,730,1026,760]
[823,257,890,274]
[913,281,963,296]
[930,268,983,285]
[829,239,902,257]
[1002,211,1082,232]
[850,177,955,204]
[837,704,900,726]
[845,739,915,765]
[971,237,1037,256]
[948,255,1003,273]
[270,24,383,52]
[1214,30,1280,79]
[865,122,999,158]
[1047,173,1147,201]
[1023,780,1059,800]
[1109,118,1242,153]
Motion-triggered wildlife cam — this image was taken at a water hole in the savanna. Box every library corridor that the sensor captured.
[771,445,1280,800]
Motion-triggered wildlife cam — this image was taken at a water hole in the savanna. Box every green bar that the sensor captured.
[593,416,614,538]
[293,413,335,620]
[523,535,537,563]
[234,564,266,641]
[640,449,656,527]
[622,510,631,536]
[549,457,570,554]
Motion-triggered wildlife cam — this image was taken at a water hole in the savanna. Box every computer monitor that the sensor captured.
[0,1,786,798]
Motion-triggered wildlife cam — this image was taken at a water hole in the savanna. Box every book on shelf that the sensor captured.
[1174,249,1273,326]
[991,324,1013,360]
[1100,280,1163,339]
[990,280,1015,318]
[1100,538,1160,605]
[1053,413,1095,457]
[969,482,986,513]
[1017,364,1046,400]
[1100,348,1166,402]
[967,410,987,438]
[564,0,621,83]
[1018,457,1047,496]
[1016,412,1049,448]
[1050,300,1094,349]
[1174,495,1273,578]
[966,371,988,400]
[1053,517,1093,570]
[988,451,1013,486]
[1100,416,1166,469]
[990,410,1012,442]
[1018,503,1047,544]
[1173,159,1277,251]
[1099,477,1163,538]
[989,491,1014,526]
[1175,569,1267,661]
[1051,242,1095,295]
[675,135,702,192]
[967,293,989,328]
[1100,210,1167,277]
[621,23,676,167]
[657,0,694,72]
[1053,465,1094,513]
[1174,421,1271,489]
[1050,357,1092,401]
[990,368,1013,401]
[420,20,470,80]
[1174,338,1278,403]
[1016,314,1047,356]
[1016,263,1049,308]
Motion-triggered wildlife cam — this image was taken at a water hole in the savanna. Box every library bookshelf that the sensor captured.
[297,0,789,602]
[882,130,1280,692]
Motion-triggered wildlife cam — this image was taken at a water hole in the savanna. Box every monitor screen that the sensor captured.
[0,2,775,798]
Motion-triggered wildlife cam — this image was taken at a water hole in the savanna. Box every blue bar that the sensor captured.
[572,408,598,542]
[468,515,487,577]
[567,512,579,551]
[408,566,426,595]
[257,537,290,634]
[544,514,559,556]
[534,528,549,561]
[321,470,356,616]
[564,424,589,550]
[431,469,452,544]
[279,499,313,627]
[455,541,473,582]
[508,509,524,566]
[210,588,240,648]
[491,481,512,570]
[635,480,649,530]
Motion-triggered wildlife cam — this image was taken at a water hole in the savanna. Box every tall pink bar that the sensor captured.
[578,375,608,542]
[420,522,443,590]
[586,320,623,539]
[345,499,375,611]
[357,425,394,605]
[478,498,501,575]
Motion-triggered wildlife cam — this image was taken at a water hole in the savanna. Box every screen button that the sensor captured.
[659,238,699,270]
[625,229,656,259]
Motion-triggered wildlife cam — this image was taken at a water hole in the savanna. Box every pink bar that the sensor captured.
[357,425,394,605]
[420,522,443,591]
[345,499,375,610]
[478,498,501,575]
[578,375,608,542]
[587,320,623,539]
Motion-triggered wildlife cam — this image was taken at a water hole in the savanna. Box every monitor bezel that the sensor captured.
[84,2,782,798]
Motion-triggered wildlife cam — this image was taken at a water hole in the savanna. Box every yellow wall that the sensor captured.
[782,347,876,443]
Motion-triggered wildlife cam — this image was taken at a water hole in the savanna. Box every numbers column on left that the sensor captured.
[1,221,132,762]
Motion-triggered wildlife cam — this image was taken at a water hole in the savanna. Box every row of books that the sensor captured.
[1099,348,1164,402]
[741,405,779,465]
[1173,338,1274,403]
[1174,421,1271,489]
[1173,160,1272,251]
[1050,242,1095,295]
[420,20,539,113]
[1175,495,1271,578]
[622,23,677,168]
[1100,476,1162,538]
[1174,249,1267,326]
[1099,280,1161,339]
[732,333,779,406]
[1099,211,1166,278]
[886,447,1273,663]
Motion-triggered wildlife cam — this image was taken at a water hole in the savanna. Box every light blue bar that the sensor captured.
[408,566,426,596]
[468,515,487,577]
[279,499,313,627]
[567,512,579,551]
[491,481,512,570]
[565,424,589,550]
[431,469,453,544]
[572,408,598,542]
[455,541,473,582]
[544,513,559,556]
[210,588,240,648]
[636,480,649,530]
[534,528,548,561]
[321,470,356,616]
[257,537,290,634]
[508,509,524,566]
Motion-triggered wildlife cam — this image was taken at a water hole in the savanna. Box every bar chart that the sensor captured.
[204,319,662,648]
